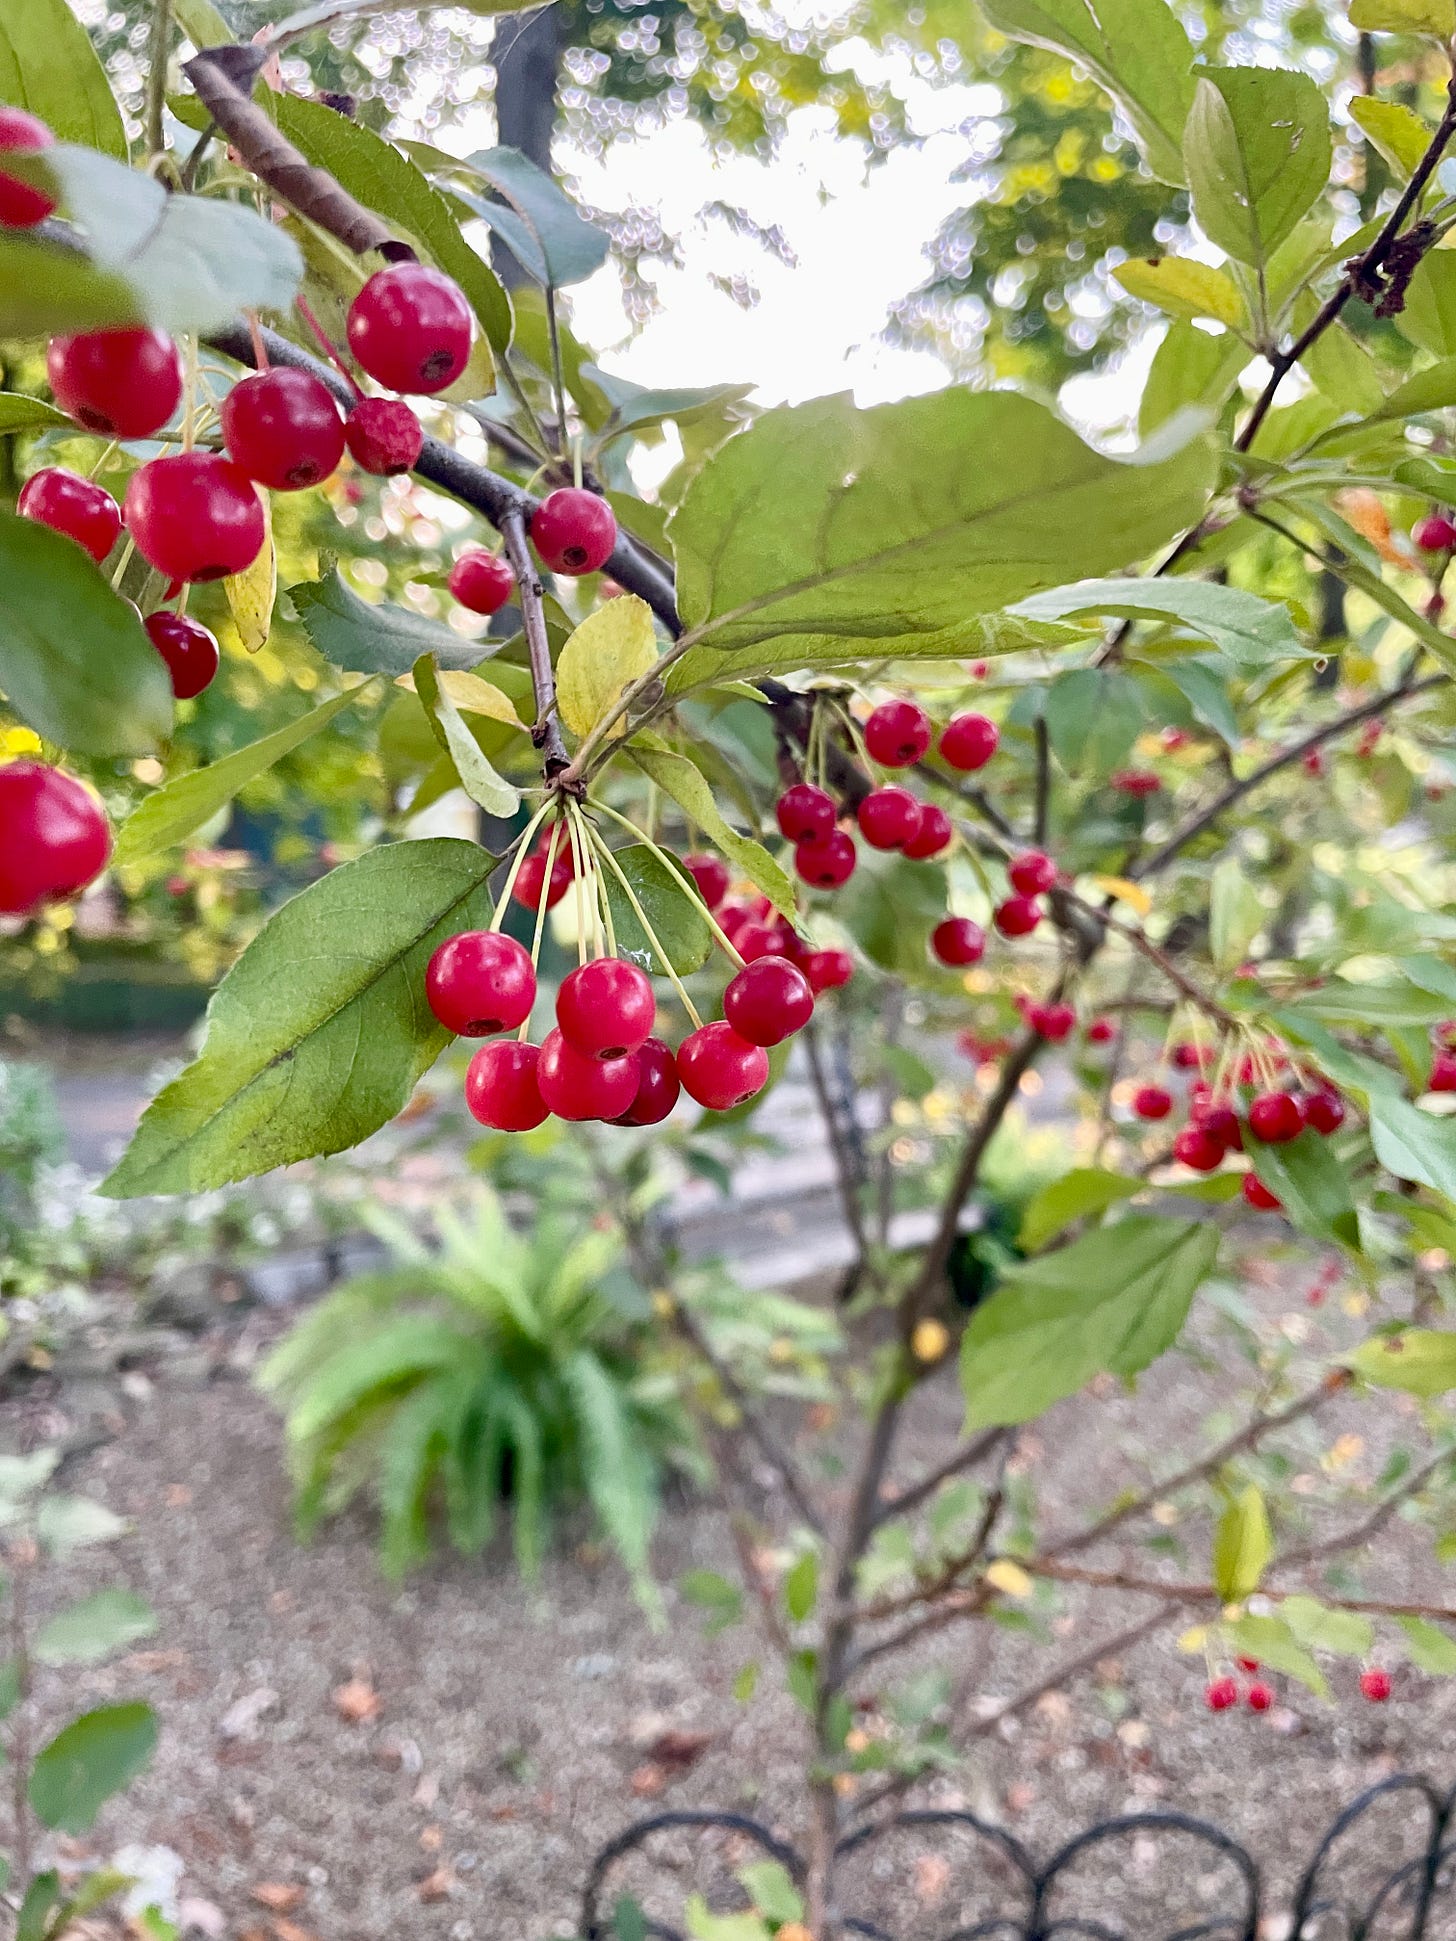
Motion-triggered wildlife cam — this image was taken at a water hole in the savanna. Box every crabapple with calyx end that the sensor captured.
[124,454,265,583]
[776,783,837,845]
[221,368,346,491]
[1131,1084,1173,1121]
[344,397,423,475]
[530,488,618,575]
[684,853,731,909]
[1204,1677,1238,1713]
[939,712,998,772]
[425,931,536,1037]
[464,1041,549,1132]
[449,548,515,615]
[677,1022,770,1111]
[144,613,220,701]
[47,328,182,439]
[1414,511,1456,552]
[796,829,857,890]
[0,106,55,227]
[556,958,656,1061]
[0,763,112,916]
[1008,850,1058,897]
[1304,1090,1346,1135]
[1242,1173,1281,1211]
[902,802,953,860]
[931,917,985,968]
[994,895,1042,939]
[1173,1125,1225,1173]
[1360,1668,1392,1703]
[803,948,853,993]
[346,263,472,395]
[612,1038,681,1126]
[1248,1091,1304,1143]
[858,786,922,851]
[18,468,122,565]
[537,1027,640,1122]
[864,698,932,767]
[724,957,814,1047]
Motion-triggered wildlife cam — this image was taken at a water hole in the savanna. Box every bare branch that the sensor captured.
[869,1427,1007,1532]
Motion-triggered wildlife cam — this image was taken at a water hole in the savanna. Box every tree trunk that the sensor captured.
[492,5,562,286]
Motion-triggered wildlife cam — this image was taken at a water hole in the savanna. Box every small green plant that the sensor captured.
[0,1447,164,1940]
[258,1192,698,1595]
[0,1060,64,1296]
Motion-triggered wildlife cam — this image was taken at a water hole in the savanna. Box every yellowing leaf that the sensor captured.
[1350,0,1454,34]
[1113,257,1246,329]
[1350,1327,1456,1396]
[1348,96,1434,179]
[224,488,275,653]
[1212,1485,1272,1602]
[1177,1625,1210,1654]
[911,1318,950,1363]
[557,595,658,741]
[984,1559,1033,1599]
[1089,874,1153,916]
[396,668,523,726]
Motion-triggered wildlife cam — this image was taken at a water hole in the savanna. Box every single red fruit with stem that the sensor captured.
[803,948,853,993]
[858,786,922,850]
[725,957,814,1046]
[1173,1125,1225,1172]
[931,917,985,967]
[0,106,56,227]
[425,930,537,1036]
[464,1041,549,1132]
[511,848,573,913]
[48,327,183,439]
[530,488,618,575]
[1246,1682,1275,1713]
[1171,1042,1209,1071]
[1430,1049,1456,1092]
[994,895,1042,938]
[537,1027,640,1121]
[776,782,837,845]
[344,397,424,475]
[612,1037,681,1126]
[144,612,220,700]
[448,548,515,615]
[902,802,953,860]
[0,762,111,915]
[1132,1084,1173,1121]
[1086,1017,1117,1044]
[1360,1668,1392,1703]
[864,698,931,767]
[557,957,656,1060]
[1414,511,1456,552]
[1193,1102,1243,1153]
[18,468,122,564]
[221,367,345,491]
[1242,1173,1281,1211]
[1204,1677,1238,1712]
[736,921,787,963]
[939,712,998,772]
[1008,849,1057,896]
[684,853,731,909]
[346,263,473,394]
[1304,1090,1346,1135]
[1248,1090,1304,1142]
[124,454,265,583]
[677,1021,770,1110]
[796,829,857,889]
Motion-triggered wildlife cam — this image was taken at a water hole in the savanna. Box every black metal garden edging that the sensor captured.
[579,1776,1456,1939]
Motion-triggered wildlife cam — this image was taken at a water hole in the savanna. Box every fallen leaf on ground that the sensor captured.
[332,1677,381,1723]
[269,1919,320,1941]
[629,1764,666,1798]
[417,1868,455,1903]
[249,1885,304,1914]
[643,1727,713,1773]
[219,1688,279,1740]
[419,1825,443,1853]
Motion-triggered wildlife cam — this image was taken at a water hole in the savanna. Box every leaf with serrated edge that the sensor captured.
[557,596,658,739]
[1013,577,1306,668]
[290,568,489,676]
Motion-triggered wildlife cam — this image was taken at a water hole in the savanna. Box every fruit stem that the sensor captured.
[588,795,747,969]
[86,440,118,482]
[497,506,576,787]
[565,803,591,968]
[247,310,271,373]
[294,295,365,402]
[488,797,554,929]
[519,815,566,1040]
[584,822,704,1030]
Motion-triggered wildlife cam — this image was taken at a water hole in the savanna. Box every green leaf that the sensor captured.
[961,1216,1218,1428]
[0,0,128,159]
[600,843,711,978]
[449,146,610,288]
[1364,356,1456,423]
[1209,856,1264,971]
[35,1590,157,1666]
[16,1872,61,1941]
[595,382,755,453]
[289,568,489,675]
[412,654,519,818]
[29,1703,158,1833]
[738,1861,803,1925]
[1348,96,1433,179]
[1370,1094,1456,1197]
[1397,252,1456,357]
[1184,68,1331,271]
[614,1895,650,1941]
[1013,575,1306,669]
[1220,1615,1328,1697]
[732,1660,759,1703]
[1279,1593,1373,1657]
[0,392,70,434]
[1248,1130,1360,1250]
[680,1569,743,1635]
[1350,0,1453,33]
[0,513,173,755]
[272,95,509,361]
[1397,1614,1456,1673]
[784,1551,818,1624]
[1158,655,1240,744]
[1044,668,1146,775]
[976,0,1196,184]
[114,685,375,865]
[1,143,301,335]
[1294,296,1386,417]
[1017,1168,1144,1252]
[100,839,497,1197]
[0,1448,60,1501]
[1350,1327,1456,1396]
[37,1494,125,1552]
[557,596,658,740]
[1138,324,1247,439]
[1212,1484,1272,1601]
[1113,257,1246,327]
[666,392,1215,690]
[0,231,140,336]
[683,1898,770,1941]
[629,738,796,920]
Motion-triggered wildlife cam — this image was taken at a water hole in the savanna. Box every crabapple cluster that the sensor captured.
[1205,1659,1391,1713]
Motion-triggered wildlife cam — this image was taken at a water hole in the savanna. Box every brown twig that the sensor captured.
[965,1603,1178,1740]
[498,507,575,786]
[869,1426,1007,1532]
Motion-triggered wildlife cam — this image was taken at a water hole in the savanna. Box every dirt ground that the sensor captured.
[7,1252,1456,1941]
